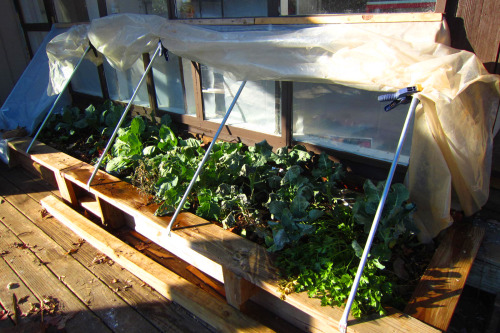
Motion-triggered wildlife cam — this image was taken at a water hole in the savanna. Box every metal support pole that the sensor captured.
[86,42,162,189]
[26,44,91,154]
[165,80,247,236]
[339,96,420,333]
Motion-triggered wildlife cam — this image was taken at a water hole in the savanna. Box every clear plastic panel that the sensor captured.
[223,0,268,17]
[148,0,170,16]
[153,53,192,115]
[53,0,89,23]
[27,31,49,55]
[293,82,412,164]
[71,58,103,97]
[107,0,147,14]
[85,0,101,20]
[201,65,280,135]
[103,57,150,107]
[18,0,48,23]
[181,59,198,116]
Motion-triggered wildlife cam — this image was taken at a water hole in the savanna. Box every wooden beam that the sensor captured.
[255,13,443,25]
[96,196,125,228]
[223,268,258,310]
[176,18,255,25]
[54,172,78,207]
[191,62,205,121]
[143,52,159,116]
[41,195,275,333]
[173,13,443,25]
[405,222,485,331]
[435,0,447,13]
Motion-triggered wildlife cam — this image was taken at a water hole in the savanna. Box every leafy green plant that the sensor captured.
[39,101,125,159]
[40,102,420,318]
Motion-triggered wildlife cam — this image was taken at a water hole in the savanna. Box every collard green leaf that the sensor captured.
[289,145,311,164]
[290,195,309,219]
[308,209,324,222]
[254,140,273,159]
[73,118,89,129]
[281,165,301,185]
[268,201,287,219]
[269,228,289,252]
[196,201,221,221]
[158,125,178,152]
[351,240,364,258]
[143,145,157,156]
[105,156,130,173]
[161,114,172,127]
[155,201,176,216]
[130,116,146,135]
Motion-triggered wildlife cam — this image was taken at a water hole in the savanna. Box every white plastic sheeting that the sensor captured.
[46,14,500,240]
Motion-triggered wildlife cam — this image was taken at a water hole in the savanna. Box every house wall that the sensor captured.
[0,1,30,106]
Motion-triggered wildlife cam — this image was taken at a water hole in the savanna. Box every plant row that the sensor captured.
[40,101,421,317]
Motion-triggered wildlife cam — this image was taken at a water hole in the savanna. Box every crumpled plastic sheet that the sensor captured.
[46,24,101,95]
[47,14,499,241]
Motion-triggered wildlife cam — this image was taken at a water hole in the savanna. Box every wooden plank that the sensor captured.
[0,221,111,333]
[0,258,39,326]
[255,13,443,24]
[405,222,485,331]
[80,195,102,217]
[8,138,82,173]
[455,0,500,73]
[96,196,125,228]
[120,231,226,300]
[55,172,78,206]
[222,267,258,310]
[142,52,158,114]
[466,219,500,293]
[8,149,58,188]
[176,18,255,25]
[486,292,500,333]
[41,195,275,333]
[175,13,442,25]
[0,165,214,333]
[435,0,447,13]
[467,260,500,294]
[0,197,161,333]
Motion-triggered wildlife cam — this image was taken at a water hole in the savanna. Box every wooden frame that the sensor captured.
[9,136,483,333]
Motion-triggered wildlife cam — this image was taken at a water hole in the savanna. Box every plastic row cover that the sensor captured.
[0,27,71,135]
[49,14,499,241]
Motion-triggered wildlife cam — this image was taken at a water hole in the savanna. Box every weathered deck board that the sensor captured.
[41,195,275,333]
[405,222,485,331]
[0,163,215,333]
[0,219,111,333]
[0,194,161,333]
[0,254,39,326]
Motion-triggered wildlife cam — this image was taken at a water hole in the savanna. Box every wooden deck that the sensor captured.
[0,162,221,332]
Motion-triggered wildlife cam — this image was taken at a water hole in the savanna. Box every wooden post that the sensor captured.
[54,173,78,207]
[222,267,257,310]
[96,196,125,228]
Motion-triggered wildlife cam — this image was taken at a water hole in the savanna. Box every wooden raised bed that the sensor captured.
[7,137,485,333]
